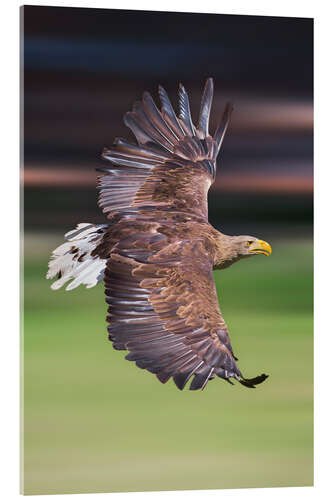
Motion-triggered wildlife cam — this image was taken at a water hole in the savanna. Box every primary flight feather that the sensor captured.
[47,78,271,390]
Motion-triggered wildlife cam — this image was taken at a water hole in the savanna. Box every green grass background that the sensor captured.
[23,235,313,495]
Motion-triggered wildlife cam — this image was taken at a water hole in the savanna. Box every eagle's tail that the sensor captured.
[46,223,108,291]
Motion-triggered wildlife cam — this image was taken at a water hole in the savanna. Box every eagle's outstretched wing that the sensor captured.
[105,233,267,390]
[97,78,232,220]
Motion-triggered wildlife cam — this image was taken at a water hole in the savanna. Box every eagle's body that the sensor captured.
[47,79,271,390]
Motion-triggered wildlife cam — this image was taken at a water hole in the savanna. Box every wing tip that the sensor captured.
[239,373,269,389]
[205,76,214,89]
[213,101,234,158]
[198,77,215,136]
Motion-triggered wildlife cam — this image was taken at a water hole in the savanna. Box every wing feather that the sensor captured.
[158,85,185,138]
[198,77,214,137]
[213,102,233,156]
[178,83,196,136]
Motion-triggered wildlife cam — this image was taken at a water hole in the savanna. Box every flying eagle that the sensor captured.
[47,78,271,391]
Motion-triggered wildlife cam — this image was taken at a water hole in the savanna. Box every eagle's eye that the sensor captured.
[246,241,253,247]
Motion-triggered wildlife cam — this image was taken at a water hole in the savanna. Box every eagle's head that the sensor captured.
[214,234,272,269]
[234,235,272,257]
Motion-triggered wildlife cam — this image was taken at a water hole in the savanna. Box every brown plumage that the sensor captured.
[47,78,271,390]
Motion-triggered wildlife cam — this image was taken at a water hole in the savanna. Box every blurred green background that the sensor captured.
[23,235,313,495]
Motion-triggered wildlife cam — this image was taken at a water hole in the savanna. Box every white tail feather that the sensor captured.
[46,223,108,291]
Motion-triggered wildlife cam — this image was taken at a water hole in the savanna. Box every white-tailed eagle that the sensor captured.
[47,78,271,390]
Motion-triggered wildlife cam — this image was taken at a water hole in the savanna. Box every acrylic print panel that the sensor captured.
[22,5,313,495]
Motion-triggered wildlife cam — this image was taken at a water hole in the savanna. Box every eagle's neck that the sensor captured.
[213,233,243,270]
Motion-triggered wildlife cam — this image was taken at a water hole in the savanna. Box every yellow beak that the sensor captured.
[248,239,272,256]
